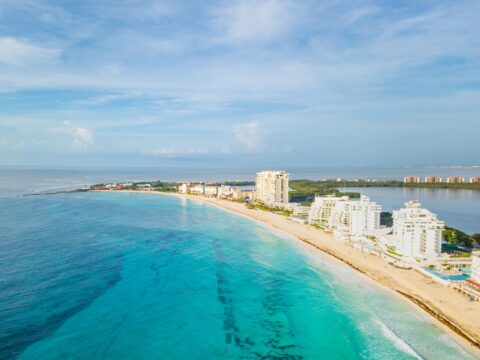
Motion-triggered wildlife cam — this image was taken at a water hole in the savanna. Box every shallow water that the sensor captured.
[0,192,476,359]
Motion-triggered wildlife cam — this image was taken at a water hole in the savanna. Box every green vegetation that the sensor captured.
[215,181,255,186]
[289,180,360,204]
[314,179,480,191]
[247,201,293,216]
[90,181,178,192]
[387,246,403,257]
[380,212,393,227]
[443,226,479,249]
[149,181,178,192]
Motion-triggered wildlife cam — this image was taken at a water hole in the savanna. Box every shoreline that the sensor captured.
[91,189,480,356]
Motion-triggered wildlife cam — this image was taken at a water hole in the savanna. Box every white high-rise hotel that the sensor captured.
[392,201,444,260]
[308,195,381,239]
[255,171,289,205]
[349,195,382,236]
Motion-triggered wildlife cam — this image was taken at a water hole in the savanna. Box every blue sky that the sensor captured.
[0,0,479,168]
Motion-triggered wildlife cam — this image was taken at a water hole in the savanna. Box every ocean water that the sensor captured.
[0,192,476,359]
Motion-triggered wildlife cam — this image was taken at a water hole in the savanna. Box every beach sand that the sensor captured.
[94,190,480,356]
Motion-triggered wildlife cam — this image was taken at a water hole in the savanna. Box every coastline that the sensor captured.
[92,189,480,356]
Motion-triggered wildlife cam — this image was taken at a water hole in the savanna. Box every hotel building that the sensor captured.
[179,183,190,194]
[470,176,480,184]
[392,201,444,261]
[403,176,421,184]
[217,185,233,198]
[189,184,205,195]
[204,185,218,196]
[424,176,443,184]
[255,171,289,205]
[472,251,480,283]
[308,196,348,229]
[447,176,465,184]
[308,195,381,240]
[348,195,382,237]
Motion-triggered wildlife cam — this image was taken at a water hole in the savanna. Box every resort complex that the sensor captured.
[391,201,443,261]
[179,170,479,297]
[93,169,480,301]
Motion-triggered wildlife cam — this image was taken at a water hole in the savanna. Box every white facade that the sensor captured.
[204,186,218,196]
[392,201,444,260]
[292,204,310,218]
[190,184,205,194]
[348,195,381,237]
[308,195,381,241]
[179,183,189,194]
[308,196,349,229]
[255,171,289,205]
[217,185,233,198]
[472,251,480,283]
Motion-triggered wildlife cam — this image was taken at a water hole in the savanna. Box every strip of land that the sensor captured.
[93,189,480,356]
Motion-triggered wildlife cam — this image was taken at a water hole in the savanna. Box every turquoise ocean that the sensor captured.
[0,190,477,359]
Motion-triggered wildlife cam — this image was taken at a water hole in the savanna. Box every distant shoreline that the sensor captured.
[90,189,480,357]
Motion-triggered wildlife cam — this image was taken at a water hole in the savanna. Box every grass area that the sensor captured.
[387,246,403,257]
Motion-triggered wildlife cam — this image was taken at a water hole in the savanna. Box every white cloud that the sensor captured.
[151,39,182,53]
[345,6,380,23]
[63,121,93,150]
[145,147,208,158]
[212,0,296,44]
[74,93,136,105]
[0,37,60,65]
[233,121,260,150]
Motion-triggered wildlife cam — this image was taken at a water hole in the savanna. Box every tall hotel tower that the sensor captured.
[255,171,289,205]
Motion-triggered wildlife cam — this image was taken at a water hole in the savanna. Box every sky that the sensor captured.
[0,0,479,168]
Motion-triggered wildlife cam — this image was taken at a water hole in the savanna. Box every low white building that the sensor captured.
[190,184,205,195]
[204,185,218,196]
[308,195,349,229]
[232,189,255,201]
[292,204,310,218]
[392,201,444,261]
[217,185,233,198]
[472,251,480,283]
[179,183,190,194]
